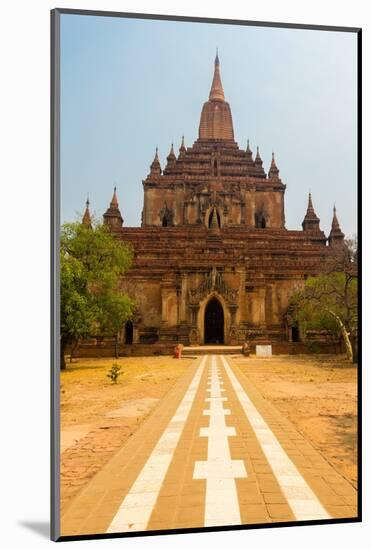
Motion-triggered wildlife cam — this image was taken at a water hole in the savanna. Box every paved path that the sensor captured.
[61,355,357,536]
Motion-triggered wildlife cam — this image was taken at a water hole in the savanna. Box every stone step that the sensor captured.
[182,346,242,356]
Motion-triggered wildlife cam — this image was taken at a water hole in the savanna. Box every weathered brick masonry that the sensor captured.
[80,53,345,354]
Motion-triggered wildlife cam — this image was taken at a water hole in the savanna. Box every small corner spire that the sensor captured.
[166,142,176,168]
[104,187,123,229]
[268,150,279,179]
[302,191,320,232]
[150,146,162,176]
[179,135,186,157]
[110,186,119,208]
[255,146,262,164]
[331,203,341,231]
[329,204,344,247]
[82,194,92,228]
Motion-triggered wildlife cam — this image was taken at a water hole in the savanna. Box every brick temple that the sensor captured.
[82,53,345,354]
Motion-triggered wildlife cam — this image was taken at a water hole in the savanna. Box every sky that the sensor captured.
[60,14,357,237]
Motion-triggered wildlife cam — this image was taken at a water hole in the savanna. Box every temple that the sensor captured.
[82,54,345,353]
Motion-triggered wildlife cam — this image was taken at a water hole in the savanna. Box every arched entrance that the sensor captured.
[204,298,224,344]
[125,321,133,344]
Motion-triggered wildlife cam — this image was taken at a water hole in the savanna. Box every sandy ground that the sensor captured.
[60,355,193,513]
[60,353,358,513]
[231,354,358,487]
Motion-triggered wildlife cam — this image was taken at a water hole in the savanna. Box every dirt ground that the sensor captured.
[60,353,358,513]
[232,354,358,487]
[60,355,193,513]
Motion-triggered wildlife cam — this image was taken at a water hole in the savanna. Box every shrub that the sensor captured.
[107,363,122,384]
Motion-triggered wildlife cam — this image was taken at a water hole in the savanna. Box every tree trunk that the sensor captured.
[115,334,119,359]
[350,332,358,363]
[328,310,353,362]
[60,337,67,370]
[70,340,79,363]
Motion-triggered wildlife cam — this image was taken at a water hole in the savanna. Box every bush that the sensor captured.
[107,363,122,384]
[306,341,320,354]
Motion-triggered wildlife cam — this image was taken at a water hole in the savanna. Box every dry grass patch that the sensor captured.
[60,355,193,512]
[232,354,358,486]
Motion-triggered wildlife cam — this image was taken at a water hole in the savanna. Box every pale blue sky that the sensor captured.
[60,14,357,237]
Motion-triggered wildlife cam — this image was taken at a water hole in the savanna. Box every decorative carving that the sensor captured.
[189,327,199,345]
[188,267,238,305]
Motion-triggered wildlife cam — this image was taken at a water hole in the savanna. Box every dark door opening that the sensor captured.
[125,321,133,344]
[204,298,224,344]
[291,325,300,342]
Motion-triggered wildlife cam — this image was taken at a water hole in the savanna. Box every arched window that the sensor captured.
[162,217,168,227]
[213,159,218,176]
[255,212,266,228]
[208,208,221,229]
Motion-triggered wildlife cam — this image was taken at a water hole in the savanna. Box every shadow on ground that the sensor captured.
[18,521,49,539]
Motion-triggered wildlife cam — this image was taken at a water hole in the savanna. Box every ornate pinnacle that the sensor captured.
[302,192,320,231]
[209,51,225,102]
[150,146,162,175]
[178,135,186,158]
[268,151,279,179]
[255,146,262,164]
[110,186,119,208]
[331,204,341,231]
[167,142,176,159]
[328,204,344,245]
[82,194,92,227]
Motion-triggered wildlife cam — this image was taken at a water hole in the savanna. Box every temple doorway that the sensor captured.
[291,324,300,342]
[204,298,224,344]
[125,321,133,344]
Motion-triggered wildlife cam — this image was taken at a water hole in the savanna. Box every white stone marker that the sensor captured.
[256,345,272,357]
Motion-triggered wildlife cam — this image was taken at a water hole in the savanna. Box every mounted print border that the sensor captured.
[51,8,362,542]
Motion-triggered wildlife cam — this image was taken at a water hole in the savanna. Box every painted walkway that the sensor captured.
[61,355,357,536]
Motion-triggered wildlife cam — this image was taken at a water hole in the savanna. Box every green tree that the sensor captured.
[290,239,358,361]
[60,221,134,369]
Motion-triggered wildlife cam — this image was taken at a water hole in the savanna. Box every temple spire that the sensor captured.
[302,192,320,231]
[328,204,345,247]
[82,195,92,228]
[103,187,123,229]
[179,135,186,157]
[150,146,162,176]
[209,50,225,102]
[246,139,253,164]
[268,151,280,179]
[253,146,266,177]
[199,53,234,140]
[110,186,119,208]
[165,142,177,169]
[331,204,340,230]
